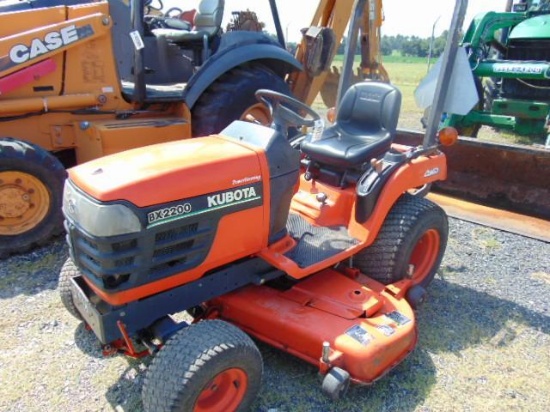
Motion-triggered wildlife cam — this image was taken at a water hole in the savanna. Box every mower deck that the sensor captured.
[210,268,417,384]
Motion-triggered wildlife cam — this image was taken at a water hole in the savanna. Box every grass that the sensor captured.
[313,54,433,130]
[472,227,502,250]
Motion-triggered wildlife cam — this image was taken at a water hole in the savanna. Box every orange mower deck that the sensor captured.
[209,268,417,384]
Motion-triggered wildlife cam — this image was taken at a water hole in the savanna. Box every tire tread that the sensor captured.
[191,64,290,136]
[354,194,448,285]
[0,138,66,257]
[142,320,262,412]
[58,258,83,321]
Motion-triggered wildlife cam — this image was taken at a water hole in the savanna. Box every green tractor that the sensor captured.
[443,0,550,140]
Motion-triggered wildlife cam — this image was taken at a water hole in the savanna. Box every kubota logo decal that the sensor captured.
[145,182,263,228]
[207,187,258,208]
[9,24,94,64]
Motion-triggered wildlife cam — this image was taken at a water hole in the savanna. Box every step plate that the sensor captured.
[285,213,359,267]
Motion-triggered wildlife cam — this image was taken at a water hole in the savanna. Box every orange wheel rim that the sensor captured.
[194,368,248,412]
[409,229,440,283]
[0,171,50,235]
[240,103,271,125]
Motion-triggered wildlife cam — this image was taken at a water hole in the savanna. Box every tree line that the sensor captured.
[336,31,451,57]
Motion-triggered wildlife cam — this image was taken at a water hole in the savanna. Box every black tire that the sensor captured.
[58,258,83,321]
[405,285,427,310]
[354,194,448,288]
[191,64,291,136]
[142,320,263,412]
[321,367,350,401]
[0,138,66,258]
[455,121,481,138]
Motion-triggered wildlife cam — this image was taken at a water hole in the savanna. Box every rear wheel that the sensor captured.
[142,320,262,412]
[191,65,291,136]
[0,138,66,258]
[354,194,448,289]
[59,258,83,321]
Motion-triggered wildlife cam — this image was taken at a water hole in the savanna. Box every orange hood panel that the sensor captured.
[68,136,263,207]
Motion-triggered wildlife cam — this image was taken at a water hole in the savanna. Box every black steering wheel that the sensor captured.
[165,7,183,18]
[255,89,322,139]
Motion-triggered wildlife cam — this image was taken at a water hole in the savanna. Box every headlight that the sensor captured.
[63,180,141,237]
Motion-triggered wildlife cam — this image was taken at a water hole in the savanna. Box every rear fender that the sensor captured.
[184,42,302,108]
[350,153,447,243]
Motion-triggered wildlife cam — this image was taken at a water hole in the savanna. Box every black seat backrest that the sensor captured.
[194,0,225,37]
[337,81,401,136]
[151,0,225,42]
[301,81,402,171]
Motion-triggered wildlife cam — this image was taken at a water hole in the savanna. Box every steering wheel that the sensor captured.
[165,7,183,18]
[145,0,164,12]
[255,89,322,139]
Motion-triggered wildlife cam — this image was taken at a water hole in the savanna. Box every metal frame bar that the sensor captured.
[423,0,469,147]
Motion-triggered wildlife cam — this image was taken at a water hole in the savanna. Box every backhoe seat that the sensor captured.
[301,81,402,169]
[152,0,225,43]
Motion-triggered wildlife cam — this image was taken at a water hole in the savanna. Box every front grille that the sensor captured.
[153,239,195,258]
[502,39,550,101]
[155,223,198,242]
[67,218,215,293]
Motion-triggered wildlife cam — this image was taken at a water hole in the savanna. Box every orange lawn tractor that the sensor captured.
[59,1,467,409]
[60,83,456,409]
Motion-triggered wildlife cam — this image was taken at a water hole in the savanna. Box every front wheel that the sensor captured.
[142,320,263,412]
[0,138,66,258]
[354,194,448,289]
[191,65,292,136]
[58,258,83,321]
[322,367,350,401]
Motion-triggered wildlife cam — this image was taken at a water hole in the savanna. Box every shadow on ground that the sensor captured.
[74,322,104,359]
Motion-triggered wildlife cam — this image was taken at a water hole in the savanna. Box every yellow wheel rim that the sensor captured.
[240,103,272,125]
[0,171,50,236]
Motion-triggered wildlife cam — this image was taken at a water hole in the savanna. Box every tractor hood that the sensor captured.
[509,15,550,39]
[67,136,263,207]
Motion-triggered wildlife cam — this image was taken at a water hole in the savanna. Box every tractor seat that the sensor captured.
[151,0,224,43]
[160,18,192,32]
[301,81,402,169]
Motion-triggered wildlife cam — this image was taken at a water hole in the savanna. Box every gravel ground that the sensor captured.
[0,217,549,411]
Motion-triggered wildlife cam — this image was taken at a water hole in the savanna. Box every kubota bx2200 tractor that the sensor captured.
[58,1,467,408]
[61,86,455,409]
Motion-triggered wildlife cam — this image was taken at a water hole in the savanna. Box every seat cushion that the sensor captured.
[163,18,192,31]
[152,28,206,42]
[301,125,392,168]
